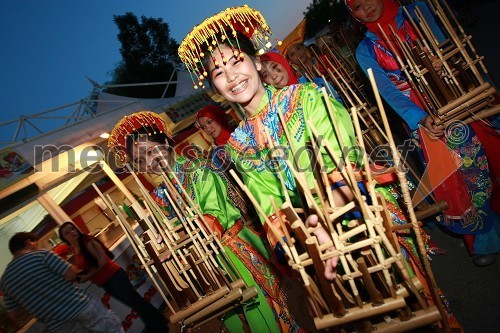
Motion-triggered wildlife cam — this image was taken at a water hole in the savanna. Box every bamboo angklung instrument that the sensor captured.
[96,160,258,329]
[311,39,442,209]
[228,84,445,331]
[388,0,499,125]
[367,67,449,330]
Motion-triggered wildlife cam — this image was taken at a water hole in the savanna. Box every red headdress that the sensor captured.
[260,51,299,86]
[195,105,235,146]
[108,111,171,164]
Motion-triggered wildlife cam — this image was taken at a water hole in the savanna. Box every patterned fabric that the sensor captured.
[356,1,499,253]
[227,83,359,228]
[0,250,92,332]
[413,128,498,236]
[222,221,303,333]
[151,156,302,332]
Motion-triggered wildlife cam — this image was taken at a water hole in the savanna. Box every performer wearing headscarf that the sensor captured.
[108,111,302,333]
[259,51,299,89]
[195,104,235,147]
[195,104,250,215]
[346,0,499,266]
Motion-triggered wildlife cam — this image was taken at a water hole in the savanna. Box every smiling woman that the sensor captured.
[259,51,298,89]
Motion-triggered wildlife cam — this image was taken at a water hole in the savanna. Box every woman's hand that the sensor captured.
[421,115,444,137]
[75,269,97,283]
[307,215,338,280]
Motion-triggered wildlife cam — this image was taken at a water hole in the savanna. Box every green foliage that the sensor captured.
[303,0,350,39]
[105,12,180,98]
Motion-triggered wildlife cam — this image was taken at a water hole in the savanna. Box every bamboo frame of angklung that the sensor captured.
[156,158,243,281]
[96,161,258,326]
[319,85,429,307]
[309,44,441,207]
[367,67,449,330]
[124,164,218,301]
[309,90,442,326]
[228,91,445,330]
[135,155,244,285]
[95,175,209,314]
[91,183,176,313]
[406,4,500,124]
[124,165,221,309]
[379,1,499,126]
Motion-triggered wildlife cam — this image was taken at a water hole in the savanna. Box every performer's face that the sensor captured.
[208,43,266,115]
[131,138,174,174]
[287,43,308,68]
[348,0,384,23]
[196,116,222,140]
[260,60,290,89]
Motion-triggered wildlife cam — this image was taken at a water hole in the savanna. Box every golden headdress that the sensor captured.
[178,5,280,89]
[108,111,172,164]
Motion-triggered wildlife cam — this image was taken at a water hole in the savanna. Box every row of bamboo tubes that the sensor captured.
[95,161,258,330]
[227,76,446,331]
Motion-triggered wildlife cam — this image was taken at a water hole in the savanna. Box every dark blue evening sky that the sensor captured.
[0,0,310,144]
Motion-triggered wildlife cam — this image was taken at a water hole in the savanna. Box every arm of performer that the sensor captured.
[356,44,443,136]
[357,44,427,130]
[193,166,242,239]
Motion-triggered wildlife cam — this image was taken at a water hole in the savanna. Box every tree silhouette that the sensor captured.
[303,0,351,39]
[105,12,180,98]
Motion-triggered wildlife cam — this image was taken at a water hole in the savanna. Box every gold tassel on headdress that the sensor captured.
[178,5,281,89]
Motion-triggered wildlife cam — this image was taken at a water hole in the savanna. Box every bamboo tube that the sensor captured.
[144,234,198,306]
[154,174,226,290]
[426,0,485,84]
[361,249,392,297]
[443,99,494,123]
[414,200,448,221]
[92,183,176,313]
[333,275,356,307]
[367,68,449,329]
[160,162,239,285]
[372,307,441,333]
[376,24,434,115]
[189,287,258,328]
[357,257,385,306]
[436,88,495,122]
[435,82,490,115]
[437,0,490,79]
[320,87,367,200]
[313,296,406,330]
[309,126,337,210]
[306,237,347,316]
[169,286,231,323]
[282,159,329,228]
[346,104,399,297]
[462,104,500,125]
[411,9,466,97]
[124,167,205,297]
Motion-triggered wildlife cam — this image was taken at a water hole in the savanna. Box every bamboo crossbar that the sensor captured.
[94,158,267,329]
